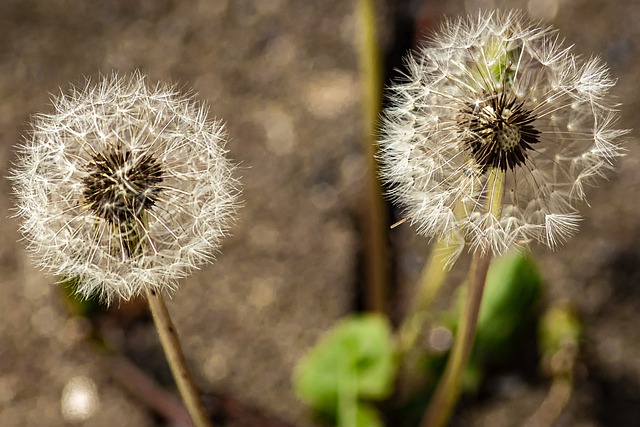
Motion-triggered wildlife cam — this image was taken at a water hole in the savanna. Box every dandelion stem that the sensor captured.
[398,238,457,355]
[419,252,491,427]
[415,239,457,314]
[420,169,504,427]
[145,288,213,427]
[109,355,192,425]
[357,0,390,314]
[523,376,573,427]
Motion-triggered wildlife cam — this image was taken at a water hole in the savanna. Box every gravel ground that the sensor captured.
[0,1,361,426]
[1,0,639,426]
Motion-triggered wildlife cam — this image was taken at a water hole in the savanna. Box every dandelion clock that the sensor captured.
[378,11,628,427]
[11,72,239,427]
[12,72,239,303]
[378,11,627,260]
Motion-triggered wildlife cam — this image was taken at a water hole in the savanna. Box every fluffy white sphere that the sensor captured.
[12,73,240,302]
[378,11,628,260]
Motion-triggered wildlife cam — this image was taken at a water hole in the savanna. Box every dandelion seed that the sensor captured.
[12,72,239,303]
[378,11,628,260]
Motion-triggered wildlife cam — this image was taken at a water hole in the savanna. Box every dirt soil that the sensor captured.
[0,0,639,427]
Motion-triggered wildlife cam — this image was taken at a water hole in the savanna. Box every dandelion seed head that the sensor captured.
[82,144,164,226]
[12,72,240,303]
[378,11,628,260]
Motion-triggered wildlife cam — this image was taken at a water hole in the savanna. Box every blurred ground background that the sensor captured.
[0,0,639,426]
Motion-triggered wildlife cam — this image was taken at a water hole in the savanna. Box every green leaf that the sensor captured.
[351,404,385,427]
[394,252,542,422]
[473,251,542,366]
[293,314,396,415]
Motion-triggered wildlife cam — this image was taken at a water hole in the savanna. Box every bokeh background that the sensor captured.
[1,0,639,426]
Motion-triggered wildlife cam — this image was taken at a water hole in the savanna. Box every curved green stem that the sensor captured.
[398,238,458,355]
[420,169,504,427]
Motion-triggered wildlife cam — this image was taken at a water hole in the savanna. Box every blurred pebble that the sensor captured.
[60,376,99,422]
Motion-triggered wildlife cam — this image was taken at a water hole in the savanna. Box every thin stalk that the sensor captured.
[414,239,458,314]
[398,238,458,355]
[525,304,579,427]
[109,355,192,425]
[337,353,358,427]
[419,252,491,427]
[420,169,504,427]
[357,0,389,314]
[145,288,213,427]
[398,197,467,360]
[523,376,573,427]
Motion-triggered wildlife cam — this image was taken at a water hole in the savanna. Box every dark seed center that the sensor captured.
[82,144,163,225]
[461,93,540,172]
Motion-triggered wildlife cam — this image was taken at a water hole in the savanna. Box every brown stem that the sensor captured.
[420,252,492,427]
[145,288,213,427]
[109,355,192,426]
[523,377,573,427]
[357,0,389,314]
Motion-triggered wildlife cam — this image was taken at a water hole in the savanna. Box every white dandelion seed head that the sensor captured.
[11,72,240,303]
[378,10,628,261]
